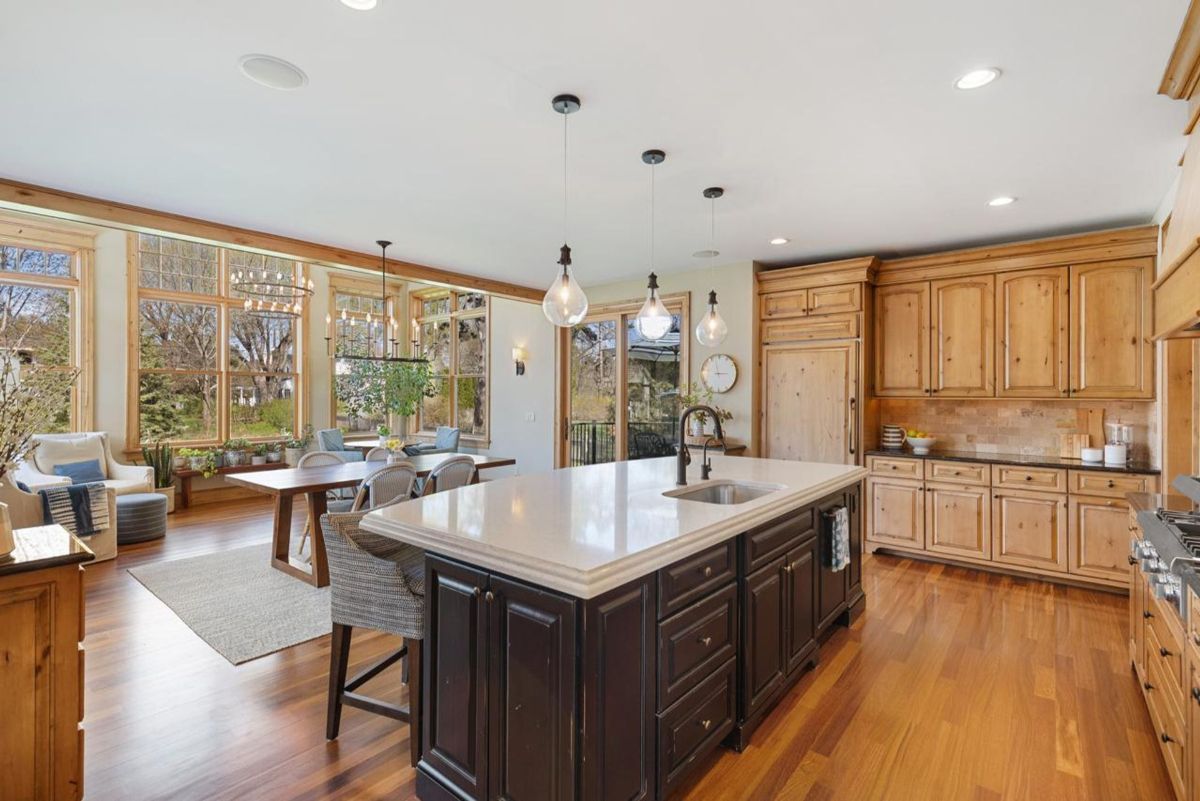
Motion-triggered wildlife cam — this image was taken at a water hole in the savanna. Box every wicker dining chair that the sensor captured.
[296,450,355,559]
[321,511,424,767]
[364,446,390,462]
[351,462,419,512]
[419,454,478,496]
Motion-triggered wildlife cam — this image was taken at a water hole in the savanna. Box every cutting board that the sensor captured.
[1058,433,1091,459]
[1077,408,1105,449]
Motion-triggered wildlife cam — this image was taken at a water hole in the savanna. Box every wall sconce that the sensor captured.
[512,346,527,376]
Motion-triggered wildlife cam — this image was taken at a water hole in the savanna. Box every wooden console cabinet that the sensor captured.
[418,484,862,801]
[0,525,92,801]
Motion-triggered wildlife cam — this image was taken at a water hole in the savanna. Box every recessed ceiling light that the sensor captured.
[769,237,789,245]
[238,54,308,90]
[988,196,1016,207]
[955,68,1000,90]
[693,249,720,258]
[339,0,378,8]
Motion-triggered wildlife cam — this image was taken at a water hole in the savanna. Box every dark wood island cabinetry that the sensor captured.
[416,482,863,801]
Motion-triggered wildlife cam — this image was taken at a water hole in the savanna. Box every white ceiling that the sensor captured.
[1,0,1189,288]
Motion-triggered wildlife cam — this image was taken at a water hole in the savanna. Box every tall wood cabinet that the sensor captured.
[1069,259,1154,398]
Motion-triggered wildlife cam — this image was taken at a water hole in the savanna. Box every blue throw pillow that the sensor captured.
[323,429,345,451]
[53,459,105,485]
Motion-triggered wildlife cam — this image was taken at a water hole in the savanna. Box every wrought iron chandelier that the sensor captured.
[323,240,428,364]
[230,260,314,319]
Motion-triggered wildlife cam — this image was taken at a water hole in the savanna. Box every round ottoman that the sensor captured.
[116,492,168,544]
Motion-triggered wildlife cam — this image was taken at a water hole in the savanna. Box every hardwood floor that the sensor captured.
[82,500,1173,801]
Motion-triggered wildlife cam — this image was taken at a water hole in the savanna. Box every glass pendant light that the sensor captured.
[542,94,589,327]
[635,149,673,341]
[694,187,728,347]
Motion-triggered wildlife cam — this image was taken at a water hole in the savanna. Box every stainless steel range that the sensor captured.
[1132,475,1200,619]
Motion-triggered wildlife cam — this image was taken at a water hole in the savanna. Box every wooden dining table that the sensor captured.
[226,453,516,587]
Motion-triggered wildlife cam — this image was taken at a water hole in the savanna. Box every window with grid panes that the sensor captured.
[412,290,488,439]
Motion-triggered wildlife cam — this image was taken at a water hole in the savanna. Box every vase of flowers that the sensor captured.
[385,436,404,463]
[678,381,733,438]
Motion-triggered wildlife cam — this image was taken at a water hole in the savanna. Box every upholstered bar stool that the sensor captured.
[321,511,424,767]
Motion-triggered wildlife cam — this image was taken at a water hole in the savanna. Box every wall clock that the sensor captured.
[700,354,737,393]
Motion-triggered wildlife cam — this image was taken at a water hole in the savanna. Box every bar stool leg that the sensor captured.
[326,623,352,740]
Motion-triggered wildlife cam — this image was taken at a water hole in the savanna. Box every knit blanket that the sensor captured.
[39,483,109,537]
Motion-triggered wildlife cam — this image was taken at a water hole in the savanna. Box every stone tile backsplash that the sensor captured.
[875,399,1157,465]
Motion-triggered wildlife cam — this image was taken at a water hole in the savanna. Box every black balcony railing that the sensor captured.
[569,420,679,466]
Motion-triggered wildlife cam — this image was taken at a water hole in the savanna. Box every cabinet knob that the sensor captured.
[485,591,495,603]
[784,563,793,573]
[1161,646,1172,658]
[1144,610,1154,619]
[473,587,481,597]
[1128,556,1138,565]
[1024,475,1032,481]
[699,719,712,730]
[1144,681,1154,691]
[698,635,713,647]
[1162,732,1175,744]
[1193,687,1200,704]
[702,565,714,578]
[1107,480,1115,488]
[1193,633,1200,647]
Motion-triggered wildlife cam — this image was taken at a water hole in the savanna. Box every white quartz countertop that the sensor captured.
[361,455,867,599]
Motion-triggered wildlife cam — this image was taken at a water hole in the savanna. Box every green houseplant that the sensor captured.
[178,448,218,479]
[250,443,269,465]
[336,361,435,431]
[283,424,313,467]
[141,441,177,513]
[678,381,732,437]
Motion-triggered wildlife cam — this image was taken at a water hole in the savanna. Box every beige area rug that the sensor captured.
[128,545,330,665]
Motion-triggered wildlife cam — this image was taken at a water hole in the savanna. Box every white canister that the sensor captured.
[1080,447,1104,463]
[1103,443,1127,466]
[0,501,14,558]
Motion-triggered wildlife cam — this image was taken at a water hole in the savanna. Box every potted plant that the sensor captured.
[377,424,391,447]
[283,424,312,466]
[222,438,249,467]
[265,442,283,463]
[178,448,218,478]
[141,441,177,513]
[679,382,733,438]
[250,444,269,466]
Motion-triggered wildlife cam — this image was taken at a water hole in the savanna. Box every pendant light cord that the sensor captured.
[562,112,569,246]
[649,161,656,270]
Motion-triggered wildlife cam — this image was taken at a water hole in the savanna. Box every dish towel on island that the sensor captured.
[827,506,850,573]
[39,483,109,537]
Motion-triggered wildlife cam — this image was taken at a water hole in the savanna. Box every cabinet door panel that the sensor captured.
[424,556,490,801]
[991,490,1067,572]
[742,558,787,718]
[866,478,925,549]
[489,576,578,801]
[874,282,930,397]
[925,482,990,560]
[1070,259,1153,398]
[816,494,849,631]
[760,289,808,319]
[762,342,856,464]
[807,283,862,315]
[995,267,1068,398]
[931,275,994,397]
[1068,496,1131,584]
[785,539,817,675]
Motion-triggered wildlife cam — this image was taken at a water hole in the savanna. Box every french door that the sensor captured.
[560,294,689,467]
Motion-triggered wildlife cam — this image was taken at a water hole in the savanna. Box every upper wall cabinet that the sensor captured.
[760,282,861,320]
[930,276,994,397]
[874,282,930,397]
[995,267,1069,398]
[1069,259,1154,399]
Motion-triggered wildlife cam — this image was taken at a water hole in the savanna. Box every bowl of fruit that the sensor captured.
[906,430,935,455]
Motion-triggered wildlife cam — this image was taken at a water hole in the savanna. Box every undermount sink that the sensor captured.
[665,480,784,505]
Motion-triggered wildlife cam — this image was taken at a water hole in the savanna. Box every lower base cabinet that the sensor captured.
[991,489,1068,573]
[1068,495,1132,583]
[419,484,863,801]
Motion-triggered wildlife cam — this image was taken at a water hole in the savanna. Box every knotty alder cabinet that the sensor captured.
[866,455,1157,588]
[873,259,1153,400]
[418,486,863,801]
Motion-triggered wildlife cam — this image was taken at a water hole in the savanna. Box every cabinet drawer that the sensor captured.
[657,658,736,797]
[761,312,858,343]
[990,464,1066,493]
[760,289,808,320]
[807,283,862,315]
[923,460,988,486]
[657,583,737,710]
[1145,649,1187,801]
[657,540,737,619]
[1147,597,1185,694]
[1067,470,1157,498]
[743,508,815,573]
[867,455,923,480]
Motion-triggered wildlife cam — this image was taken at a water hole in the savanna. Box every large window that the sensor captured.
[0,216,93,432]
[130,234,302,447]
[411,289,489,441]
[329,278,395,434]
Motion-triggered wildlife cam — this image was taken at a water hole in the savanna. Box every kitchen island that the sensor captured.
[363,455,866,801]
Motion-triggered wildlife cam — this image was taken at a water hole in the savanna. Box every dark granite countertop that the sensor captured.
[0,524,94,578]
[865,448,1159,475]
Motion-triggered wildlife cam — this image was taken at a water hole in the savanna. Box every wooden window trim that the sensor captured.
[409,288,491,446]
[126,233,308,450]
[554,291,690,467]
[326,273,407,432]
[0,214,94,432]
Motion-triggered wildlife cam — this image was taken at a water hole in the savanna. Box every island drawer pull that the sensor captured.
[702,565,713,578]
[485,591,495,603]
[698,635,713,647]
[472,586,481,597]
[698,719,712,730]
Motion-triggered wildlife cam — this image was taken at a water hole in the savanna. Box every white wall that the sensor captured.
[582,261,756,448]
[93,227,129,441]
[484,297,557,476]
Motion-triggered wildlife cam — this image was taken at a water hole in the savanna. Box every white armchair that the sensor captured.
[14,432,153,496]
[0,477,119,562]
